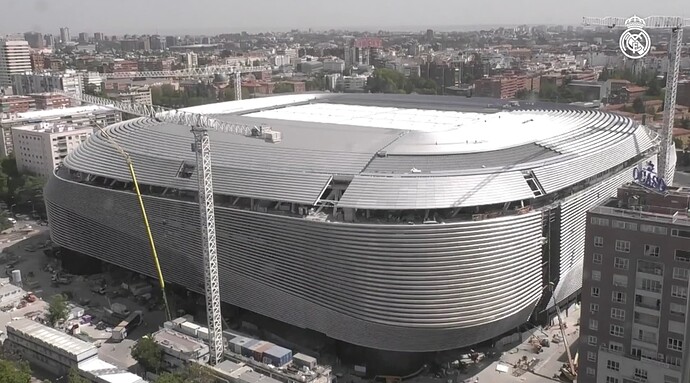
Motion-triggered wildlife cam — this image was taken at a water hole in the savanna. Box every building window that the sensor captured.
[644,244,660,257]
[673,267,689,281]
[641,224,667,235]
[671,285,688,299]
[587,351,596,362]
[591,217,609,226]
[594,236,604,247]
[587,335,597,346]
[610,324,624,337]
[591,287,600,297]
[668,338,683,351]
[634,368,648,380]
[593,253,603,264]
[586,367,596,376]
[615,240,630,253]
[613,274,628,288]
[675,249,690,263]
[670,303,686,317]
[605,377,619,383]
[589,319,598,330]
[664,375,680,383]
[590,303,599,313]
[640,278,662,293]
[614,257,629,270]
[609,342,624,353]
[606,360,620,371]
[612,291,626,304]
[671,229,690,239]
[592,270,601,281]
[611,308,625,320]
[612,220,637,231]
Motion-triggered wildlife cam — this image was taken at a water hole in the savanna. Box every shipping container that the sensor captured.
[197,327,209,340]
[179,321,200,337]
[229,336,252,355]
[250,341,274,362]
[240,339,259,357]
[293,353,317,369]
[262,344,292,366]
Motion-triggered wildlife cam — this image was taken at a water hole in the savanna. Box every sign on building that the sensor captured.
[632,161,667,193]
[619,15,652,59]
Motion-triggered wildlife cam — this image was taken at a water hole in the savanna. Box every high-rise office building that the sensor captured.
[44,34,55,48]
[11,70,82,99]
[23,32,44,49]
[59,27,70,43]
[580,180,690,383]
[185,52,198,68]
[78,32,90,44]
[94,32,103,42]
[0,39,32,88]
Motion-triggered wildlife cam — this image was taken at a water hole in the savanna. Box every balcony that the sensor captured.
[633,334,657,345]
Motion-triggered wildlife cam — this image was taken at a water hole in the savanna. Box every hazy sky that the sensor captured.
[1,0,688,35]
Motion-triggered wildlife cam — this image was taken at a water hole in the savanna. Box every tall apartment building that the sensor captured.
[59,27,70,44]
[580,181,690,383]
[186,52,198,68]
[0,105,121,157]
[12,122,92,177]
[110,86,153,106]
[0,39,31,88]
[11,70,83,99]
[474,75,536,99]
[0,96,34,113]
[23,32,44,49]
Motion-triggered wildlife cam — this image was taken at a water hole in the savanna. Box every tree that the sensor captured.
[0,359,31,383]
[155,373,186,383]
[47,294,69,326]
[680,118,690,130]
[68,368,89,383]
[632,98,646,114]
[675,138,684,148]
[131,336,163,373]
[154,364,216,383]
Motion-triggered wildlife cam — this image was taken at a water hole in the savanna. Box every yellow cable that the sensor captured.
[95,124,173,321]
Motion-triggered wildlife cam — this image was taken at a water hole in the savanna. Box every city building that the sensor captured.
[44,93,665,366]
[11,70,83,100]
[23,32,44,49]
[0,95,34,113]
[59,27,70,44]
[78,32,90,44]
[322,59,345,73]
[5,318,147,382]
[30,93,72,110]
[120,39,139,52]
[109,87,153,106]
[0,105,122,157]
[29,52,44,72]
[110,59,139,73]
[44,34,55,48]
[152,329,210,369]
[93,32,103,42]
[579,182,689,383]
[0,39,31,88]
[677,80,690,108]
[336,75,367,92]
[12,122,92,177]
[186,52,198,68]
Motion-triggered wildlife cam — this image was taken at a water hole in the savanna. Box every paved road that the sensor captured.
[674,171,690,187]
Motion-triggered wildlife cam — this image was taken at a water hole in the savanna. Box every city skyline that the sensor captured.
[2,0,689,35]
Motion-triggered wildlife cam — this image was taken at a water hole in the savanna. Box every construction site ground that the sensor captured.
[0,221,167,378]
[431,304,581,383]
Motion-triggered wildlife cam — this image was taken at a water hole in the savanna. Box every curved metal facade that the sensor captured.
[45,173,544,352]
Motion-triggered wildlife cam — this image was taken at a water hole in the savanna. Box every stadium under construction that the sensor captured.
[43,93,670,369]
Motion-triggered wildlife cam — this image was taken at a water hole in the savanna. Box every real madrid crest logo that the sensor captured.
[619,15,651,59]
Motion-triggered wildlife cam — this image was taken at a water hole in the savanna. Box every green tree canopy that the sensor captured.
[154,364,216,383]
[0,359,31,383]
[68,368,90,383]
[47,294,69,326]
[132,336,163,373]
[632,98,646,114]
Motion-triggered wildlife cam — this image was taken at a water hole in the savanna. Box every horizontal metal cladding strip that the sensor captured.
[337,172,535,210]
[549,158,650,308]
[44,173,544,350]
[532,125,656,194]
[363,143,561,174]
[64,144,333,205]
[97,117,379,175]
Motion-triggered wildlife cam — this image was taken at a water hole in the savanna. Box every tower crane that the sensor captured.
[94,64,272,101]
[582,15,690,181]
[60,91,281,366]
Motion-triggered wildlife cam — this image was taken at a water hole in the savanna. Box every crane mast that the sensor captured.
[582,15,689,180]
[58,91,280,366]
[95,64,269,101]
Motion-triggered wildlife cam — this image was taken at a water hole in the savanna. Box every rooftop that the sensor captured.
[152,329,208,353]
[7,319,96,359]
[79,357,146,383]
[13,123,92,134]
[2,105,116,122]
